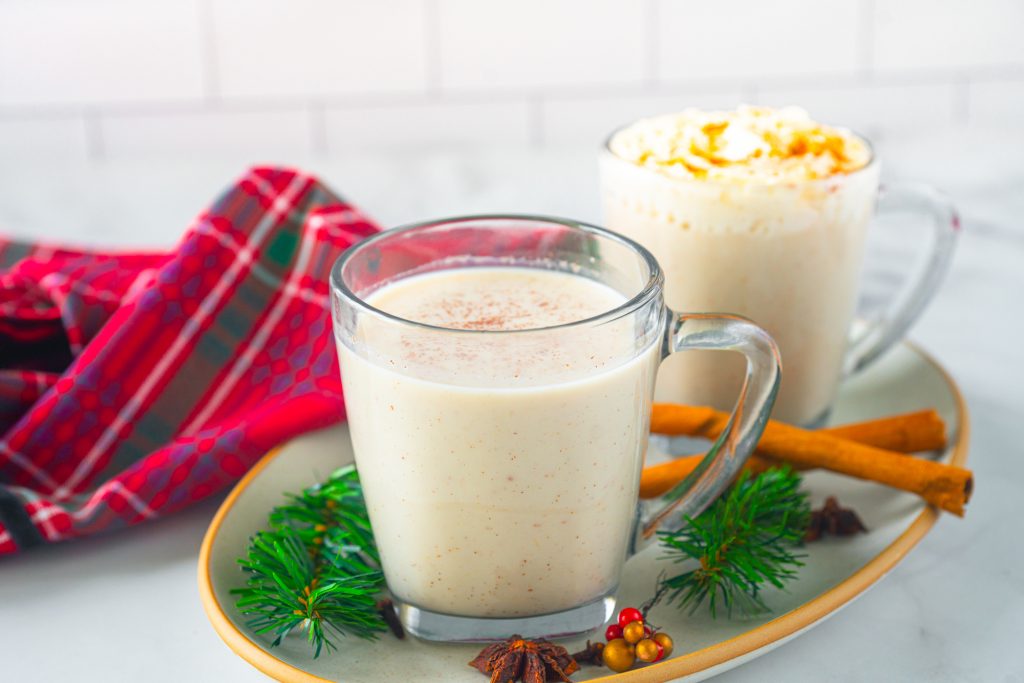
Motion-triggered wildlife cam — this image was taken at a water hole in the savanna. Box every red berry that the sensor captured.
[643,624,653,638]
[653,641,665,661]
[618,607,643,627]
[605,624,624,641]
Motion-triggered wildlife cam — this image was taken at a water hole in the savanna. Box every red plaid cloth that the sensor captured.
[0,167,378,554]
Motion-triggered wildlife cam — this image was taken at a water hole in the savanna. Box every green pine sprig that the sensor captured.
[231,465,386,657]
[233,461,812,658]
[650,466,810,618]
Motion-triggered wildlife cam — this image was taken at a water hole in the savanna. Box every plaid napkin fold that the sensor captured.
[0,167,378,555]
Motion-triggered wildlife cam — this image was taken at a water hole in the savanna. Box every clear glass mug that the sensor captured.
[329,216,781,641]
[600,129,959,426]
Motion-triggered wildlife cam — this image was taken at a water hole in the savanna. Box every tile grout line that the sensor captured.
[860,0,875,77]
[645,0,660,86]
[423,0,443,95]
[3,73,1023,126]
[198,0,221,105]
[2,66,1024,121]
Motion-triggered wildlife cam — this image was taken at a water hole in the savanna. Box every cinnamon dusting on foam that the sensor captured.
[368,268,624,332]
[610,105,870,183]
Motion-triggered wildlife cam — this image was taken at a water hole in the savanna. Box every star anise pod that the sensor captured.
[469,635,579,683]
[570,640,605,667]
[805,496,867,542]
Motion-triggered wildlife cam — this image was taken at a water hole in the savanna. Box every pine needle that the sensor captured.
[232,463,811,657]
[231,465,386,657]
[653,467,810,618]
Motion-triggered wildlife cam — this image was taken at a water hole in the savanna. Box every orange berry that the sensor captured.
[635,638,659,663]
[623,620,645,644]
[653,632,674,658]
[602,638,636,673]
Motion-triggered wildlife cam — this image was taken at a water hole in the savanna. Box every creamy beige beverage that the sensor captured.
[601,106,878,424]
[338,268,659,617]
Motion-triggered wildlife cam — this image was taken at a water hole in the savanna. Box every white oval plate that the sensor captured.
[199,342,969,682]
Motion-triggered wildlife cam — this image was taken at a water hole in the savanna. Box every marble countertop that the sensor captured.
[1,131,1022,682]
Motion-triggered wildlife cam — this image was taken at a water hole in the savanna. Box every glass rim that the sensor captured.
[600,116,878,183]
[329,213,664,336]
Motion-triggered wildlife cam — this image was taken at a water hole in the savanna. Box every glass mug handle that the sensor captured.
[844,182,959,375]
[637,313,781,543]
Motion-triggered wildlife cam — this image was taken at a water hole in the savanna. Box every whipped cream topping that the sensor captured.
[609,106,871,183]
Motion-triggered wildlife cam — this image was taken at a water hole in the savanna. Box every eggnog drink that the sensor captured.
[337,268,660,618]
[602,106,877,424]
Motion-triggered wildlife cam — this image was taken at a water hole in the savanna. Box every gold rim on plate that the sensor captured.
[197,342,970,683]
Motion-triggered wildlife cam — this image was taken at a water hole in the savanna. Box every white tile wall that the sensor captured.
[437,0,647,89]
[656,0,863,80]
[99,108,314,160]
[540,90,747,145]
[874,0,1024,71]
[325,100,532,151]
[211,0,429,98]
[968,81,1024,128]
[0,0,1020,161]
[0,118,89,159]
[755,83,960,142]
[0,0,205,107]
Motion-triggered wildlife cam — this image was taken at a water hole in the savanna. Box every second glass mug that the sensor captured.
[600,127,959,426]
[330,215,781,641]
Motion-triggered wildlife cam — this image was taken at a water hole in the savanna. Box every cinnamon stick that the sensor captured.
[641,408,947,498]
[641,405,971,516]
[650,406,946,451]
[640,453,770,499]
[818,410,947,453]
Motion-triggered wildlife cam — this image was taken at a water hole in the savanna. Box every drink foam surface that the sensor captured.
[367,267,626,331]
[609,105,871,184]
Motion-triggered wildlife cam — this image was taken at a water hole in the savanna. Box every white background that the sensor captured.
[0,0,1022,163]
[1,3,1023,682]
